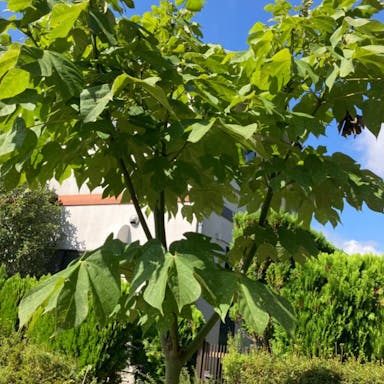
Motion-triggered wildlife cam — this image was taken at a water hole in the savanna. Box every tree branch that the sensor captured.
[154,190,166,248]
[119,158,153,241]
[258,185,273,227]
[154,140,167,248]
[181,312,220,364]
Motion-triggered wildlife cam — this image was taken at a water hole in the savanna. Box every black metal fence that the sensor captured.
[196,342,228,383]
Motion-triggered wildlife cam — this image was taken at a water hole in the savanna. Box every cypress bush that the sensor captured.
[0,270,202,382]
[0,272,37,335]
[222,346,384,384]
[272,252,384,360]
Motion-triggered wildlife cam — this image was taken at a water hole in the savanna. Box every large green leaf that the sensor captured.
[252,48,291,92]
[48,2,88,39]
[238,280,270,334]
[129,241,165,295]
[19,267,76,328]
[187,119,216,143]
[0,117,36,160]
[55,265,90,328]
[112,73,175,117]
[197,269,238,321]
[45,51,83,98]
[143,252,173,314]
[0,45,21,78]
[80,84,113,123]
[238,277,295,335]
[169,253,202,312]
[0,68,30,99]
[84,245,121,324]
[19,238,123,328]
[220,121,258,140]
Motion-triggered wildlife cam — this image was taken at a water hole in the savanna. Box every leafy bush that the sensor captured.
[0,184,64,277]
[273,252,384,360]
[0,271,203,383]
[28,310,132,383]
[0,272,37,335]
[0,333,95,384]
[222,344,384,384]
[0,272,130,382]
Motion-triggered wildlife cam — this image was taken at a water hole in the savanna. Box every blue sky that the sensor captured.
[2,0,383,254]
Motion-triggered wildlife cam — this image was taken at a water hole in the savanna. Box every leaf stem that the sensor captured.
[154,191,167,248]
[181,312,220,364]
[259,185,274,227]
[154,140,167,248]
[119,158,153,241]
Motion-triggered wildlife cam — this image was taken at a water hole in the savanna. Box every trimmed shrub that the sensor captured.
[222,346,384,384]
[0,272,37,335]
[0,333,95,384]
[273,252,384,360]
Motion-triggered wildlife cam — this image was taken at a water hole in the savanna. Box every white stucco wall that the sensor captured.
[61,203,197,251]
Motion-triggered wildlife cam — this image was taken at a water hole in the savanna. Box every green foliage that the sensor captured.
[222,346,384,384]
[0,272,37,335]
[0,272,131,382]
[0,333,95,384]
[27,310,132,383]
[0,184,64,277]
[140,307,205,382]
[230,211,336,274]
[229,211,335,341]
[272,252,384,360]
[1,0,384,382]
[0,265,6,289]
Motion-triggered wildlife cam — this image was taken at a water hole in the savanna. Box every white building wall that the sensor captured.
[61,203,197,251]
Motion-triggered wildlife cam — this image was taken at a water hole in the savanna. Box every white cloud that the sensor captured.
[313,226,383,256]
[342,240,382,255]
[353,128,384,177]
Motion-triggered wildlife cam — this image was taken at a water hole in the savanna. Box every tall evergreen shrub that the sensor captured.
[273,252,384,360]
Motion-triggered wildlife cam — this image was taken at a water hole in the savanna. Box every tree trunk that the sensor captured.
[164,352,183,384]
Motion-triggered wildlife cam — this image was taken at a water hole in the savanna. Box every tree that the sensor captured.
[0,183,64,277]
[0,0,383,382]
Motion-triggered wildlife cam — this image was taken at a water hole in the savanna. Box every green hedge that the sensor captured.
[272,252,384,360]
[0,269,204,382]
[222,347,384,384]
[0,333,95,384]
[0,271,132,382]
[0,272,37,335]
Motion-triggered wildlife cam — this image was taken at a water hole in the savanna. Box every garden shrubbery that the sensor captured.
[271,252,384,360]
[0,333,95,384]
[0,270,204,383]
[223,346,384,384]
[226,212,384,383]
[0,183,64,277]
[232,212,384,362]
[0,271,134,382]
